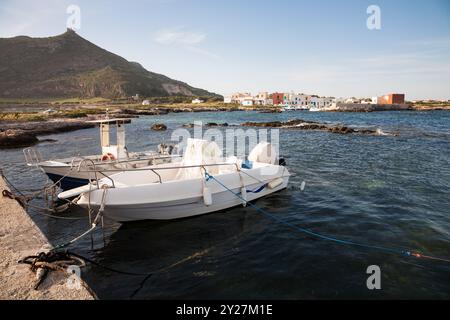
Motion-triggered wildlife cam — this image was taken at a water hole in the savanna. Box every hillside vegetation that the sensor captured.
[0,29,221,99]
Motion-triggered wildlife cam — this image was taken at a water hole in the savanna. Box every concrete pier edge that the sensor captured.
[0,176,95,300]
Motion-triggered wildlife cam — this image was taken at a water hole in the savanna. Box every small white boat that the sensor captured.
[283,105,296,112]
[59,139,290,221]
[24,118,177,190]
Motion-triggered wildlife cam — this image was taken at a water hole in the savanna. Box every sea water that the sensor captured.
[1,110,449,299]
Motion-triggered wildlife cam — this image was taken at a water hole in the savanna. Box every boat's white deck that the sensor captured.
[106,160,242,186]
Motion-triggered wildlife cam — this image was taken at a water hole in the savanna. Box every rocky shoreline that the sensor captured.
[0,120,95,148]
[0,104,424,149]
[0,105,281,149]
[182,119,392,136]
[241,119,385,135]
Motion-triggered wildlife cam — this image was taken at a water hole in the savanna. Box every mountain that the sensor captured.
[0,29,221,99]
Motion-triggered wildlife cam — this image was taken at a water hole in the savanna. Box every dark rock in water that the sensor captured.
[285,119,322,126]
[297,123,329,130]
[20,121,96,135]
[260,109,283,113]
[330,126,355,134]
[183,122,229,128]
[358,129,379,135]
[206,122,229,127]
[0,129,39,148]
[38,138,58,144]
[241,119,380,136]
[0,120,95,149]
[242,121,284,127]
[151,123,167,131]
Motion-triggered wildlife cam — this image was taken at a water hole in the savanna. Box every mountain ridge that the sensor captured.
[0,29,221,99]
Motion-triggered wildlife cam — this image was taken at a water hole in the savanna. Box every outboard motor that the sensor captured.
[158,143,176,155]
[279,158,286,166]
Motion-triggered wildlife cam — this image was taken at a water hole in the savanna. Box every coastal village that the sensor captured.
[221,92,407,111]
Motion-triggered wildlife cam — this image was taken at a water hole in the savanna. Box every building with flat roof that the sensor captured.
[378,94,405,104]
[272,92,284,105]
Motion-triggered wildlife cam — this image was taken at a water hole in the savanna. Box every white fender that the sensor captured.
[240,187,247,207]
[203,187,212,206]
[268,178,283,189]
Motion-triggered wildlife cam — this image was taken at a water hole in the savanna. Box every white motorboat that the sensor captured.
[24,118,177,190]
[59,139,290,221]
[282,105,296,112]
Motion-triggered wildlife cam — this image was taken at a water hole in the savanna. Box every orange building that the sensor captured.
[378,94,405,104]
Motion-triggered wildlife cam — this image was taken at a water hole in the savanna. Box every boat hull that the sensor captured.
[40,164,108,190]
[46,172,89,190]
[38,154,174,190]
[76,168,290,222]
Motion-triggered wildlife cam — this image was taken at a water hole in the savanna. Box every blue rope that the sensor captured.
[205,172,417,258]
[246,184,268,194]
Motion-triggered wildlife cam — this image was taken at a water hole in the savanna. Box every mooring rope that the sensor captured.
[204,171,450,264]
[0,166,87,218]
[51,186,109,251]
[18,251,86,290]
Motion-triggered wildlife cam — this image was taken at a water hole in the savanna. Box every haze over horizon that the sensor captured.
[1,0,449,100]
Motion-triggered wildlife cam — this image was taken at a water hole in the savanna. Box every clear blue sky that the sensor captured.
[1,0,449,100]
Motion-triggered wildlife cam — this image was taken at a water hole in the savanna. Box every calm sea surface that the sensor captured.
[1,110,449,299]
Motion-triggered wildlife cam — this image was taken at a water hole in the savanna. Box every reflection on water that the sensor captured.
[1,110,449,299]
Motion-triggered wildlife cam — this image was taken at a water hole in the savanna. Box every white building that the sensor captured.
[310,97,334,109]
[345,97,358,104]
[324,97,334,107]
[253,92,272,106]
[241,98,254,106]
[264,99,273,106]
[371,97,378,104]
[142,100,150,106]
[290,93,311,108]
[226,92,274,106]
[192,99,204,104]
[229,92,252,104]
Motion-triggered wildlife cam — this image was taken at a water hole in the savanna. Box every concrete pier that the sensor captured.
[0,177,94,300]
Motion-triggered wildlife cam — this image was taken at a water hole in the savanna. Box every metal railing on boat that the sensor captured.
[23,146,181,168]
[76,162,241,187]
[23,147,43,167]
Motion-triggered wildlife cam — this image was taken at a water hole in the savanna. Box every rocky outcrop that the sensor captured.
[0,120,95,149]
[259,109,283,113]
[0,130,39,148]
[206,122,229,127]
[183,122,230,128]
[242,119,382,135]
[151,123,167,131]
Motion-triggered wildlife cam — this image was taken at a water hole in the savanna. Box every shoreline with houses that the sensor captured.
[223,91,417,111]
